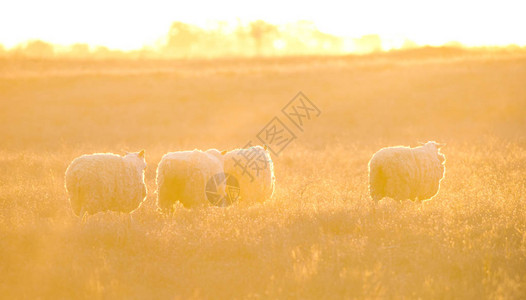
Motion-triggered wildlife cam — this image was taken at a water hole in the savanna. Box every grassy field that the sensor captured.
[1,51,525,299]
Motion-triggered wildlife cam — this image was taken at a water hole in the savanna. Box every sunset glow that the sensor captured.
[2,0,526,298]
[1,0,525,52]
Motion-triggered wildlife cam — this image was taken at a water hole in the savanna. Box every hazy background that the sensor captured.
[1,1,526,299]
[1,0,525,58]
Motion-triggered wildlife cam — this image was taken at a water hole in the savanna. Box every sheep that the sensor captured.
[223,145,275,204]
[368,141,446,202]
[65,150,147,218]
[156,149,227,210]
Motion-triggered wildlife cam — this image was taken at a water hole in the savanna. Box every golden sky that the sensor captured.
[0,0,524,50]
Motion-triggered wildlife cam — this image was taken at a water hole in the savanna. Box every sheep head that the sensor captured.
[423,141,446,164]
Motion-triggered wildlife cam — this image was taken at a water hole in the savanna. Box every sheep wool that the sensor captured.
[223,145,275,204]
[156,149,226,210]
[65,151,147,216]
[368,141,446,202]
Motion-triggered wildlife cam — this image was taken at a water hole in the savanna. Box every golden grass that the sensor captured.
[1,52,525,298]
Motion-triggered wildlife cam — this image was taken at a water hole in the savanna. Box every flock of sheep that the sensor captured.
[64,142,446,218]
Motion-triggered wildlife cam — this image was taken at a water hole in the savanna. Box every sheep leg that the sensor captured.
[119,212,130,227]
[158,184,176,213]
[396,184,411,201]
[127,214,133,229]
[384,179,410,202]
[79,206,88,224]
[369,167,385,202]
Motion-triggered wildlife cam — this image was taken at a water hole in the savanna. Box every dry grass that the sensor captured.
[1,51,525,299]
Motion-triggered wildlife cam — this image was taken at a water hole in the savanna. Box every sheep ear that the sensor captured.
[221,150,227,155]
[138,150,145,158]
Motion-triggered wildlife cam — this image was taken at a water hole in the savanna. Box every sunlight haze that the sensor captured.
[1,1,526,298]
[1,0,524,50]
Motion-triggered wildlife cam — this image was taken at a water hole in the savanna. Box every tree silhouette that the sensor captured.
[70,43,90,58]
[354,34,382,54]
[249,20,278,56]
[165,22,203,57]
[23,40,54,58]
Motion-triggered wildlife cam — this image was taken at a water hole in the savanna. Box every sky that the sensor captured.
[0,0,524,50]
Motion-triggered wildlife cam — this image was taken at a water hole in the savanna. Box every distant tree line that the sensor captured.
[2,20,517,59]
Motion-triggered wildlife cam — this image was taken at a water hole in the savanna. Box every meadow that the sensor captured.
[0,50,525,298]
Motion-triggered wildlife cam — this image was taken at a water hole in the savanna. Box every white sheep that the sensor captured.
[368,141,446,202]
[223,145,275,204]
[156,149,226,210]
[65,150,147,217]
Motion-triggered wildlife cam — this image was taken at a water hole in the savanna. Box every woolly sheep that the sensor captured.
[65,150,147,217]
[223,145,275,204]
[156,149,226,210]
[368,141,446,202]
